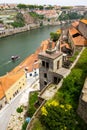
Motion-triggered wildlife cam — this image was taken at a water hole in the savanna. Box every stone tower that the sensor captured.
[38,40,63,90]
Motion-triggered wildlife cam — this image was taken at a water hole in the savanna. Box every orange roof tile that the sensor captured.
[69,27,80,35]
[80,19,87,24]
[41,40,49,51]
[73,36,87,46]
[0,70,24,99]
[0,84,4,99]
[71,21,79,28]
[69,27,87,46]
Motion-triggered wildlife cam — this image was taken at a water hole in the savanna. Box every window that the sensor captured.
[44,81,47,85]
[5,101,7,104]
[30,73,32,76]
[54,77,58,84]
[0,105,2,110]
[46,62,49,68]
[44,73,47,78]
[57,61,59,69]
[42,61,45,67]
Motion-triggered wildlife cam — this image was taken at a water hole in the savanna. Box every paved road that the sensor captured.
[0,73,39,130]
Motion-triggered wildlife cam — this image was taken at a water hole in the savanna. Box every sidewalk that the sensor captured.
[7,77,40,130]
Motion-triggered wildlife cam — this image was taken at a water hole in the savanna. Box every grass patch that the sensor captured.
[69,50,79,62]
[32,118,46,130]
[27,91,38,117]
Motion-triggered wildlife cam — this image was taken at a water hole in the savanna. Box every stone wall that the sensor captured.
[0,24,40,38]
[77,96,87,124]
[77,78,87,124]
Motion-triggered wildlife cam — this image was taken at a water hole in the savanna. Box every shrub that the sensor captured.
[22,121,28,130]
[16,106,23,113]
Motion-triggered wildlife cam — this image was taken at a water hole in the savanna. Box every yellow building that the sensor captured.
[0,69,26,108]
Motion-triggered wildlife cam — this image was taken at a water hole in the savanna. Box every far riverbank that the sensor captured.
[0,20,72,39]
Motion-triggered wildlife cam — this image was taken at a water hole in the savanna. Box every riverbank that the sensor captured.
[0,23,40,39]
[0,19,73,39]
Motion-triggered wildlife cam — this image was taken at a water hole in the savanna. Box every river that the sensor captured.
[0,25,61,76]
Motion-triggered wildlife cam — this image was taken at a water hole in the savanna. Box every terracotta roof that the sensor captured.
[69,26,87,46]
[41,40,49,51]
[69,27,80,35]
[0,70,24,99]
[73,36,87,46]
[0,84,4,99]
[71,21,79,28]
[80,19,87,24]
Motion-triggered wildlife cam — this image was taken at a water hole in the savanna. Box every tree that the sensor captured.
[40,101,78,130]
[17,4,27,9]
[50,32,60,42]
[11,12,25,28]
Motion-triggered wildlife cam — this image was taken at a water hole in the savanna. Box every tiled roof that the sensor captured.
[69,27,80,35]
[80,19,87,24]
[73,36,87,46]
[0,70,24,99]
[0,85,4,99]
[71,21,79,27]
[69,27,87,46]
[41,40,49,51]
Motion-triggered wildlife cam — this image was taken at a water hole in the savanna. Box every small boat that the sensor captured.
[11,55,20,61]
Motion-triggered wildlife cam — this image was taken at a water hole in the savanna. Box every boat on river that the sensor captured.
[11,55,20,61]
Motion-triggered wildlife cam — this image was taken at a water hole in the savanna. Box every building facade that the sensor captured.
[39,41,63,90]
[0,70,26,109]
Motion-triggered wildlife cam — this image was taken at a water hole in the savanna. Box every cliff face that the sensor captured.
[23,13,35,24]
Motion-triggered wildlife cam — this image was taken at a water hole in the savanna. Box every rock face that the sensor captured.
[77,78,87,124]
[23,13,35,24]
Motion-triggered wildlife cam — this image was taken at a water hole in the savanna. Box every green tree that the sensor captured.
[17,4,27,9]
[11,12,25,28]
[50,32,60,42]
[40,102,78,130]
